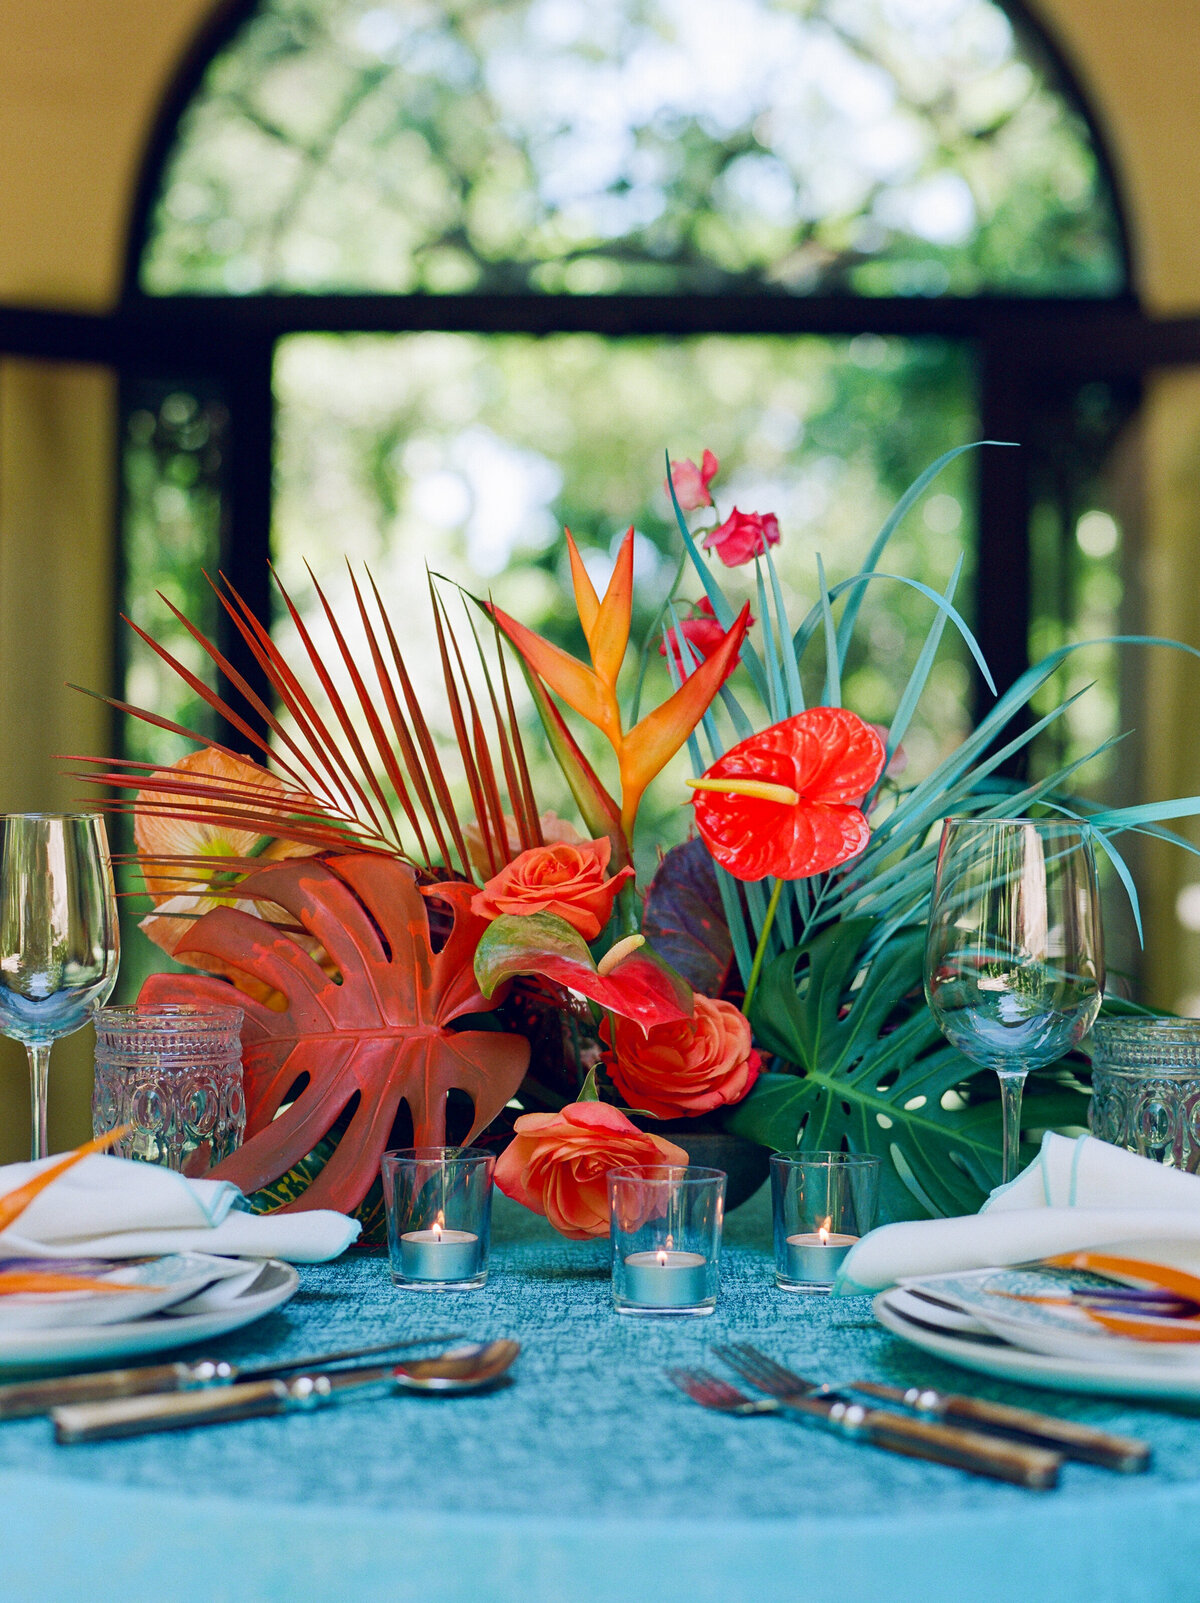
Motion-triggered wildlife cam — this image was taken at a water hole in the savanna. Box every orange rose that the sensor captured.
[464,810,585,879]
[471,837,634,941]
[602,995,761,1120]
[495,1101,689,1239]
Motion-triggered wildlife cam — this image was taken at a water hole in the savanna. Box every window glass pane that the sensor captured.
[118,382,227,998]
[271,331,976,866]
[142,0,1124,298]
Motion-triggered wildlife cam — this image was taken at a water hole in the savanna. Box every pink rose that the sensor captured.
[602,994,761,1119]
[495,1101,689,1239]
[702,508,781,567]
[666,450,719,512]
[470,836,634,941]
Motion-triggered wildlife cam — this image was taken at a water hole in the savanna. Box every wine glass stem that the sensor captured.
[996,1068,1027,1186]
[26,1041,52,1161]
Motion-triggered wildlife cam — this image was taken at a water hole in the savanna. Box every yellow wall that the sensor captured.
[1,0,1200,1155]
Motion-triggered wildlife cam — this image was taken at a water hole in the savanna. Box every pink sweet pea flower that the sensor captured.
[660,597,754,681]
[869,723,909,778]
[666,450,720,512]
[702,508,781,567]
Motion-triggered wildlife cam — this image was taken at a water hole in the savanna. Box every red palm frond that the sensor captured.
[73,568,545,890]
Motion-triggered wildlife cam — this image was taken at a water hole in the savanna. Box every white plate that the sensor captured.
[874,1286,1200,1400]
[0,1259,299,1374]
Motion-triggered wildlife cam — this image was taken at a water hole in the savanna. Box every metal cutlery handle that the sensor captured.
[54,1378,311,1443]
[780,1395,1061,1489]
[851,1381,1149,1472]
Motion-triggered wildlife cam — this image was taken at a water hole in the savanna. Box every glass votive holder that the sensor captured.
[771,1150,879,1293]
[92,1003,245,1176]
[381,1146,495,1291]
[608,1165,726,1317]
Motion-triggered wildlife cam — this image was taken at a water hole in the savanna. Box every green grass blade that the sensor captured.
[794,571,993,692]
[754,559,783,721]
[762,539,803,715]
[835,440,1007,665]
[817,554,840,707]
[887,555,963,757]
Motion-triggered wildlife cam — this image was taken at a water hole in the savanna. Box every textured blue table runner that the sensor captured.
[1,1189,1198,1603]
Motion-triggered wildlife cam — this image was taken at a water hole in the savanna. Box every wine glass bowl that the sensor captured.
[0,814,120,1159]
[925,816,1104,1184]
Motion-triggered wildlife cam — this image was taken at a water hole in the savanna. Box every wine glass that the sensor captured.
[925,816,1104,1186]
[0,814,120,1160]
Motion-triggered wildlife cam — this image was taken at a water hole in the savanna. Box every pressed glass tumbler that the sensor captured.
[92,1003,244,1176]
[382,1147,495,1290]
[1088,1018,1200,1169]
[609,1165,725,1316]
[771,1151,879,1291]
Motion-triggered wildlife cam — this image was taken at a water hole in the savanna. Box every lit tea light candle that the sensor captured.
[785,1219,857,1286]
[399,1213,480,1283]
[623,1247,708,1308]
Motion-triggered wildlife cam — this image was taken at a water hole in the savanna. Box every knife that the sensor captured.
[849,1380,1151,1471]
[0,1333,465,1420]
[52,1340,519,1443]
[54,1365,409,1443]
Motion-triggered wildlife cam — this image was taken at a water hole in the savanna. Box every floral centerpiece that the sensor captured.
[78,445,1200,1235]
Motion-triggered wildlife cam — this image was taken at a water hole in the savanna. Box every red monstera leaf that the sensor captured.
[138,855,530,1214]
[689,707,886,882]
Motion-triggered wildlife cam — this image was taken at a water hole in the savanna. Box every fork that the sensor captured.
[668,1366,1060,1489]
[713,1342,1148,1471]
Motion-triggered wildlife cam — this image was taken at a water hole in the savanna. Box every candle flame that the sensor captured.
[657,1249,668,1267]
[434,1210,444,1241]
[818,1218,831,1247]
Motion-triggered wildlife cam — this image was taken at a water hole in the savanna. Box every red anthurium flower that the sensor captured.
[659,597,755,680]
[702,508,780,567]
[687,707,886,882]
[666,450,720,512]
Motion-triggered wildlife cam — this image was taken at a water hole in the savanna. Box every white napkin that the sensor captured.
[834,1133,1200,1294]
[0,1153,360,1264]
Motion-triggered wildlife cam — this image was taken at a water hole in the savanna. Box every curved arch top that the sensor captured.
[128,0,1129,300]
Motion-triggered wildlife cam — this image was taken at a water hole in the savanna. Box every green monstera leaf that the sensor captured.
[725,918,1089,1222]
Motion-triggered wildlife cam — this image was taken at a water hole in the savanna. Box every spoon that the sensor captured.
[391,1338,520,1393]
[54,1338,521,1443]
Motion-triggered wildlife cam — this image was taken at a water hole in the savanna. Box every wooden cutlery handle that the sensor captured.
[0,1362,196,1420]
[854,1381,1150,1472]
[54,1380,291,1443]
[858,1409,1061,1488]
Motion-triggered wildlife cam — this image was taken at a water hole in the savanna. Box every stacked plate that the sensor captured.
[875,1266,1200,1400]
[0,1254,298,1372]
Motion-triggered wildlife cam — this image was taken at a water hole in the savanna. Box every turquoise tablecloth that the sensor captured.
[2,1188,1199,1603]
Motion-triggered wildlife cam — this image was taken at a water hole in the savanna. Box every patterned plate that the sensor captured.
[875,1284,1200,1400]
[0,1258,299,1374]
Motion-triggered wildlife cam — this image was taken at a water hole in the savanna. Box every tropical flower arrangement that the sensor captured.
[77,444,1200,1235]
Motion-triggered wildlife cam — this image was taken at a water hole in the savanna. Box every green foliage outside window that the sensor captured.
[142,0,1124,298]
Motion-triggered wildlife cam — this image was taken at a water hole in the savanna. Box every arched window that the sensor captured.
[118,0,1133,865]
